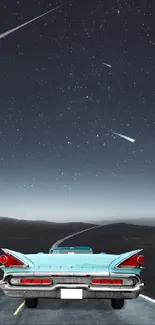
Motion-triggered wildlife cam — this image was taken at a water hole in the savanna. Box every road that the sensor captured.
[0,224,155,324]
[51,223,104,249]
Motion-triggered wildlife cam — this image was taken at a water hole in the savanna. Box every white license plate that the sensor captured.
[60,289,83,299]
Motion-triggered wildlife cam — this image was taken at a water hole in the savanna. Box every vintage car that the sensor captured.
[0,246,145,309]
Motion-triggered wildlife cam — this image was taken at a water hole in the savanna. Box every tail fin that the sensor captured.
[109,249,145,273]
[0,248,34,268]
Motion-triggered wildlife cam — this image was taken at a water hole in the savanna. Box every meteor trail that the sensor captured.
[112,131,135,143]
[0,3,66,39]
[101,62,112,68]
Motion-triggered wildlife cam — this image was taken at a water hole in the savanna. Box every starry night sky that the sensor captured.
[0,0,155,222]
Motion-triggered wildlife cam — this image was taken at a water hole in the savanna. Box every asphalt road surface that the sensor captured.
[0,225,155,325]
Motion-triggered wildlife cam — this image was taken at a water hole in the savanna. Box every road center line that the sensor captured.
[13,301,25,315]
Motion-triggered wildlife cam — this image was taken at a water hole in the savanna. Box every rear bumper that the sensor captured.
[0,282,145,299]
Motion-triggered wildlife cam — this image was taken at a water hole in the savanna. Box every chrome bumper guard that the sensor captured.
[0,280,145,299]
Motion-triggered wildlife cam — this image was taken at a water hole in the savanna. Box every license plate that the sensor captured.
[60,289,83,299]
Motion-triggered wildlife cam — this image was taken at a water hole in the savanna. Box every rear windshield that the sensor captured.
[51,249,92,254]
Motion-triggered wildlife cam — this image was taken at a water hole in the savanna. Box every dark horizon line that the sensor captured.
[0,215,155,226]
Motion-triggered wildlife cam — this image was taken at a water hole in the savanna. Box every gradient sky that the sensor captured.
[0,0,155,222]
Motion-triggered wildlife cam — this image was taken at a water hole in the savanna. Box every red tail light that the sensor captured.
[20,278,52,285]
[42,279,52,284]
[117,253,145,268]
[20,279,31,284]
[0,255,8,264]
[0,253,26,267]
[137,255,145,265]
[91,278,123,285]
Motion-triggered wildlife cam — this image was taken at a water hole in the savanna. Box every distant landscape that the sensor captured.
[0,216,155,298]
[0,217,95,254]
[95,217,155,227]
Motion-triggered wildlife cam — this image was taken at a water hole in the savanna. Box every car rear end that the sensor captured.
[0,248,145,309]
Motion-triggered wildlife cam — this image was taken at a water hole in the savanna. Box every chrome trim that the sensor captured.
[3,271,142,294]
[1,249,29,268]
[10,277,52,285]
[109,273,141,286]
[4,272,141,281]
[89,283,144,292]
[110,272,141,279]
[5,274,134,287]
[0,281,144,292]
[3,271,109,279]
[114,249,143,269]
[33,271,109,276]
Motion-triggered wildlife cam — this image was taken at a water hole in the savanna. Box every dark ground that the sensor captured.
[0,218,155,299]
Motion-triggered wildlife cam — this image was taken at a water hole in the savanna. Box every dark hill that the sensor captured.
[0,217,96,254]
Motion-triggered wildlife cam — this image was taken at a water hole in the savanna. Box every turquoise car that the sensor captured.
[0,246,145,310]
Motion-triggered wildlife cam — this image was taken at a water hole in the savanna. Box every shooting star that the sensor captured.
[112,131,135,143]
[101,62,112,68]
[0,2,66,39]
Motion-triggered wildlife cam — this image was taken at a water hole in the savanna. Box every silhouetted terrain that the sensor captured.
[0,217,95,254]
[95,217,155,226]
[0,218,155,299]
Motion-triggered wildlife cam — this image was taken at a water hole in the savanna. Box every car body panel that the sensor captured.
[0,247,145,300]
[1,248,117,274]
[109,249,143,276]
[1,248,143,275]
